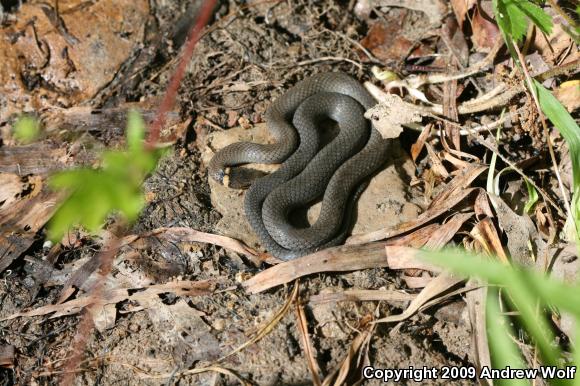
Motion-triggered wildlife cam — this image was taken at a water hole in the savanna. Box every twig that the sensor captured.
[406,38,503,88]
[294,56,363,70]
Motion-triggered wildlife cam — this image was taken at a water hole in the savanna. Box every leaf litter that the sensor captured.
[0,0,579,384]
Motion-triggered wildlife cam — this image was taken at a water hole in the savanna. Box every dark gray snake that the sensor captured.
[209,72,391,260]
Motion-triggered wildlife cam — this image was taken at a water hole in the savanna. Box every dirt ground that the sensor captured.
[0,0,578,385]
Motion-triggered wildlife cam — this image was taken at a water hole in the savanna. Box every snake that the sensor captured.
[209,72,391,260]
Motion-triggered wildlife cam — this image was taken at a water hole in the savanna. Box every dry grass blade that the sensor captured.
[410,123,433,161]
[424,212,473,249]
[513,42,573,225]
[322,322,374,386]
[373,272,464,324]
[347,164,487,244]
[128,226,258,257]
[243,241,463,294]
[425,142,450,177]
[465,282,492,386]
[296,302,322,386]
[218,281,299,361]
[243,243,387,293]
[140,364,251,385]
[309,289,415,305]
[388,223,441,247]
[471,217,509,263]
[430,164,488,208]
[346,188,477,244]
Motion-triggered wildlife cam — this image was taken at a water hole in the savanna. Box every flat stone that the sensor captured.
[201,123,420,252]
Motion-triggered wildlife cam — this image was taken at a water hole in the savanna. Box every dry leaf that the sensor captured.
[450,0,477,26]
[471,2,500,50]
[2,280,215,321]
[364,93,422,139]
[374,272,464,323]
[554,80,580,112]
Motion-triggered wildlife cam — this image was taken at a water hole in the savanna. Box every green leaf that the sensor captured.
[486,288,529,386]
[419,248,580,369]
[13,115,40,144]
[493,0,553,42]
[47,112,164,242]
[523,178,538,214]
[126,110,145,153]
[516,0,553,36]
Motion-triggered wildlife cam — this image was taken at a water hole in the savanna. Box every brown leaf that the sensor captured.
[360,19,431,62]
[410,123,432,161]
[450,0,477,26]
[1,279,216,321]
[471,217,509,263]
[471,2,500,50]
[554,80,580,112]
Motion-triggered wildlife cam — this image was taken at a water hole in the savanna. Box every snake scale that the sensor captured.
[209,72,391,260]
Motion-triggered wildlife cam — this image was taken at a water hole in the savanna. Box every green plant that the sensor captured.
[13,115,40,144]
[421,249,579,385]
[48,111,165,241]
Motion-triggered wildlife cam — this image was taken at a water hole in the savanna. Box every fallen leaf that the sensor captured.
[471,2,500,50]
[1,279,215,321]
[553,80,580,112]
[373,272,465,323]
[450,0,477,26]
[364,93,422,139]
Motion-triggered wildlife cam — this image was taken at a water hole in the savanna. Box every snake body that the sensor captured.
[209,72,391,260]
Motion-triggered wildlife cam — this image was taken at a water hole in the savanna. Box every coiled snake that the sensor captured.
[209,72,391,260]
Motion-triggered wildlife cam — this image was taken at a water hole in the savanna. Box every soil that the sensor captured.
[0,0,520,385]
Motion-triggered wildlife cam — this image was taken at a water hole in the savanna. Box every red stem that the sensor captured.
[146,0,217,147]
